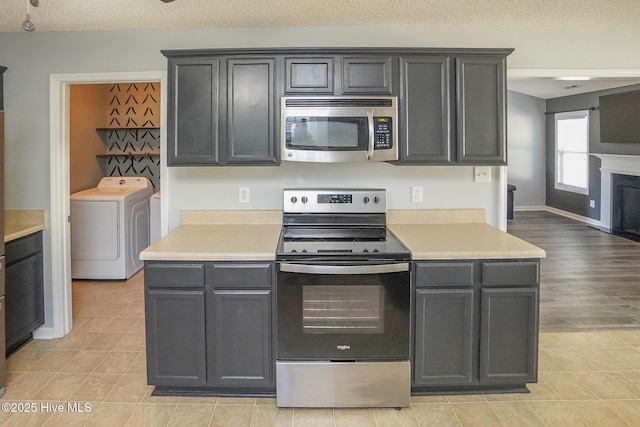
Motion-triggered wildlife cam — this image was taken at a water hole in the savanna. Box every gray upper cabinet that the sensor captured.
[283,55,394,95]
[399,56,452,163]
[225,58,278,165]
[456,56,507,165]
[167,58,220,165]
[164,52,279,166]
[285,57,334,94]
[342,57,394,94]
[165,48,511,167]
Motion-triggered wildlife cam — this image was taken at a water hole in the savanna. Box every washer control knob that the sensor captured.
[290,196,298,204]
[301,196,308,204]
[363,196,370,204]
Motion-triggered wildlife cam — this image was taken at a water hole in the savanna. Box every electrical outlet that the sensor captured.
[590,199,596,208]
[474,166,491,183]
[239,187,250,203]
[411,186,423,203]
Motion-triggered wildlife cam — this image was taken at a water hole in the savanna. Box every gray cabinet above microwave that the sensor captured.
[162,48,512,167]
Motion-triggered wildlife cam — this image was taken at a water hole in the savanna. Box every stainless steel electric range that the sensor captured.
[275,188,411,408]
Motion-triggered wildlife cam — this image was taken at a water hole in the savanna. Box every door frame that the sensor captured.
[45,71,167,339]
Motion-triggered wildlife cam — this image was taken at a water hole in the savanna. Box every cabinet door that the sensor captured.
[285,57,334,94]
[455,56,507,164]
[225,58,278,165]
[399,56,452,163]
[5,253,44,354]
[414,288,475,386]
[342,57,394,94]
[208,289,273,387]
[479,288,538,384]
[167,58,220,166]
[145,289,207,386]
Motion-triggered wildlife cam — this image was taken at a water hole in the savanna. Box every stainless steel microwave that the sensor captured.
[281,96,398,163]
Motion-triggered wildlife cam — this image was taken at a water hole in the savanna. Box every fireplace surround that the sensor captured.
[595,154,640,239]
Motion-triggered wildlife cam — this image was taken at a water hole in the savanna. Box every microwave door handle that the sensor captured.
[367,110,374,160]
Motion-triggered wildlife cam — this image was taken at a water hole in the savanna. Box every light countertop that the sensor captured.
[140,209,545,262]
[140,211,282,261]
[4,210,46,243]
[388,223,546,260]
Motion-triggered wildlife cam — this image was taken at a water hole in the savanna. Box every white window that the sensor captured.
[555,110,589,194]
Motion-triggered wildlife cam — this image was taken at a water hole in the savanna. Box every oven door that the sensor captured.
[277,261,410,361]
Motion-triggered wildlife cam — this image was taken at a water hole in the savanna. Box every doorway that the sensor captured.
[47,71,166,339]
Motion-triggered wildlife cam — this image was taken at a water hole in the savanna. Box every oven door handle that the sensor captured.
[279,262,410,275]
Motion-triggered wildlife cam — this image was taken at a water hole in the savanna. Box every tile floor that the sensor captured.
[1,273,639,426]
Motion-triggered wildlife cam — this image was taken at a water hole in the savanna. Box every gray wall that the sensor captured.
[506,90,546,209]
[546,83,640,219]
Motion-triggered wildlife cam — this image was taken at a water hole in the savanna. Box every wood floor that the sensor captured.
[508,210,640,332]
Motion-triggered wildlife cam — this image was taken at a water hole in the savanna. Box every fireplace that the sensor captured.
[612,174,640,239]
[595,154,640,240]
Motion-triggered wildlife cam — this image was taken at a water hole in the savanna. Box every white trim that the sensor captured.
[593,153,640,230]
[49,71,166,339]
[544,206,602,227]
[32,326,56,340]
[498,166,507,231]
[514,206,546,211]
[508,68,640,79]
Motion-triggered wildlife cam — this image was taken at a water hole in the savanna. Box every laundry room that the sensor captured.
[69,82,161,283]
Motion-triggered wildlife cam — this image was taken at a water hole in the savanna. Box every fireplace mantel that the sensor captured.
[593,153,640,229]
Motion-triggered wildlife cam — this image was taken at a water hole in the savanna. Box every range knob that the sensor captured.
[301,196,308,204]
[373,196,380,204]
[363,196,370,204]
[290,196,298,204]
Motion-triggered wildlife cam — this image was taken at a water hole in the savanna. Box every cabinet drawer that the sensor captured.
[6,232,42,266]
[208,263,273,289]
[415,262,474,288]
[145,263,205,288]
[482,261,539,287]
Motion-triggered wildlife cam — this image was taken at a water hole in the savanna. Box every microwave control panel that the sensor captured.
[374,117,393,150]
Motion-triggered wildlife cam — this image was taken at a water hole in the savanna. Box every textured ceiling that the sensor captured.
[1,0,640,32]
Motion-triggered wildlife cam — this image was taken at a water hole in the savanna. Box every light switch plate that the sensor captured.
[474,167,491,183]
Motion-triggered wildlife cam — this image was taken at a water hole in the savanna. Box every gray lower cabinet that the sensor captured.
[412,259,539,391]
[144,262,207,386]
[144,261,274,392]
[206,263,274,388]
[5,232,44,355]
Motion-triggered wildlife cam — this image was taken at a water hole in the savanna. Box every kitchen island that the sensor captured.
[140,209,545,397]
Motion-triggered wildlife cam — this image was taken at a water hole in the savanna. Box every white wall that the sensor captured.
[1,24,639,328]
[506,90,546,209]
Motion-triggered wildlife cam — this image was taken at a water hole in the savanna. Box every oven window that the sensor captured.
[302,285,384,334]
[285,117,368,150]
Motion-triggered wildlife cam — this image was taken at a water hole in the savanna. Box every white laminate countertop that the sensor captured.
[4,210,46,243]
[388,223,546,260]
[140,211,283,261]
[140,209,545,262]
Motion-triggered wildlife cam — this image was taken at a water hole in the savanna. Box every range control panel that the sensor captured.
[284,189,387,214]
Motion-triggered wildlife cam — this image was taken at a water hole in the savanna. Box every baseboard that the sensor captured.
[514,206,546,211]
[544,206,602,227]
[32,326,58,340]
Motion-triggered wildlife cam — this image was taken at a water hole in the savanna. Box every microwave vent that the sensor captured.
[284,98,394,108]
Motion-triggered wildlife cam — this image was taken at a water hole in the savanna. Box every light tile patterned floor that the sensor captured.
[0,273,639,426]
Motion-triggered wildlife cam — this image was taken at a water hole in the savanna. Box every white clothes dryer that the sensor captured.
[71,177,153,280]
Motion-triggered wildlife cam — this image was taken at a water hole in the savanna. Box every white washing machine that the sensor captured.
[71,177,153,280]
